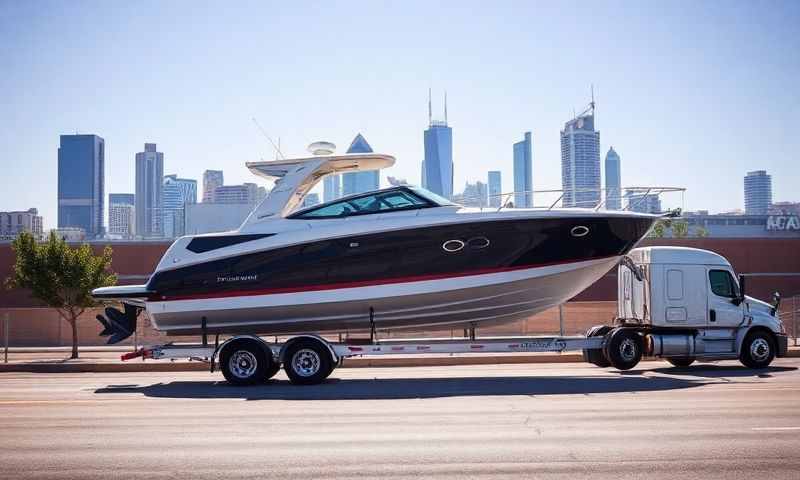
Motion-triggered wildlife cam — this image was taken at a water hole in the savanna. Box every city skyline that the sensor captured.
[1,2,799,227]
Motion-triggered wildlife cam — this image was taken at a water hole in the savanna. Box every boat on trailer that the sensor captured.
[92,151,657,342]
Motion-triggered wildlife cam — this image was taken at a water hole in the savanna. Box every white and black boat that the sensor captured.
[92,152,657,343]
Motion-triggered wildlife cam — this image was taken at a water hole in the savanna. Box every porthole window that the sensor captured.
[442,239,465,253]
[570,225,590,237]
[467,236,490,249]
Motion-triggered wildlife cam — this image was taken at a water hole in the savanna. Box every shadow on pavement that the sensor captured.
[95,374,708,400]
[649,365,796,379]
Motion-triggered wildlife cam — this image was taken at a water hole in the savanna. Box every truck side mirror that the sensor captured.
[771,292,781,316]
[732,274,746,306]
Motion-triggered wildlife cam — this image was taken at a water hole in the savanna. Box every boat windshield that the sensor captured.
[291,188,437,219]
[408,186,458,206]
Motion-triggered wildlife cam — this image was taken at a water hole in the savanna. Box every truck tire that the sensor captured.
[220,339,270,386]
[666,357,695,368]
[283,338,334,385]
[604,328,643,371]
[740,330,776,369]
[583,325,612,368]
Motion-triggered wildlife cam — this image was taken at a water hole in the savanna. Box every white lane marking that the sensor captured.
[751,427,800,431]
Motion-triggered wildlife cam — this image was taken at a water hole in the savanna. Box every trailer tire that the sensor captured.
[740,330,776,369]
[604,328,643,371]
[666,357,695,368]
[219,339,270,386]
[283,338,334,385]
[583,325,612,368]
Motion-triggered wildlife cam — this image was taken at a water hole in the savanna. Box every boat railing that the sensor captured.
[452,186,686,213]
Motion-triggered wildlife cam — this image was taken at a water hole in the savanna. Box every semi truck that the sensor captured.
[122,246,789,385]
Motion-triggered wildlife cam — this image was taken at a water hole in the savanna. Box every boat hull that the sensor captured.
[147,255,620,335]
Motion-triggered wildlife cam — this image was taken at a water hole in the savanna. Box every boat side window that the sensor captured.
[709,269,739,298]
[293,189,431,219]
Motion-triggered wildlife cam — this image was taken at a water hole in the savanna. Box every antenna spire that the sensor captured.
[428,88,432,125]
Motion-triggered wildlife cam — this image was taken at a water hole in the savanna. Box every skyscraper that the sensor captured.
[135,143,164,238]
[422,90,453,199]
[561,110,601,208]
[488,171,502,208]
[202,170,224,203]
[341,134,379,196]
[744,170,772,215]
[604,147,621,210]
[57,134,105,238]
[513,132,533,208]
[108,193,135,239]
[162,175,197,238]
[323,175,341,202]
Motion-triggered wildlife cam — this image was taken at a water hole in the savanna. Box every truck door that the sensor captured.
[707,268,744,328]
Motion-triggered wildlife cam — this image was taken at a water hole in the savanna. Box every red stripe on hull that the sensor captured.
[153,255,617,302]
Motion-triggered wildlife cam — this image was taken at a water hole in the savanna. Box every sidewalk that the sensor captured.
[1,344,798,373]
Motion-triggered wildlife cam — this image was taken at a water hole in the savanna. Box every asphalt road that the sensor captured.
[2,360,800,479]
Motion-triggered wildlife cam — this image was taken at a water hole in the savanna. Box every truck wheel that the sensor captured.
[666,357,695,368]
[604,328,643,371]
[283,338,334,385]
[220,340,269,386]
[583,325,611,367]
[740,331,776,369]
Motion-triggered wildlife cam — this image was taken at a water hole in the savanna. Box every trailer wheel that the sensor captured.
[604,328,643,371]
[220,340,270,386]
[740,330,776,369]
[583,325,612,368]
[283,338,334,385]
[666,357,695,368]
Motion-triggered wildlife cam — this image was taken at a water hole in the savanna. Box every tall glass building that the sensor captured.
[323,175,341,202]
[513,132,533,208]
[135,143,164,238]
[202,170,223,202]
[604,147,621,210]
[162,175,197,238]
[744,170,772,215]
[561,113,601,208]
[488,171,502,208]
[422,91,453,199]
[57,134,105,238]
[341,134,379,196]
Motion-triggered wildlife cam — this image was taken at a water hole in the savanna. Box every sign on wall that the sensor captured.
[766,215,800,231]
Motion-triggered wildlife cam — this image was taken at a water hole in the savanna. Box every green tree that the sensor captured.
[694,226,709,238]
[672,219,689,238]
[650,220,667,238]
[5,232,116,359]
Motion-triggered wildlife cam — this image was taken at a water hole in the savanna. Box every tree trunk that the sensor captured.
[69,317,79,359]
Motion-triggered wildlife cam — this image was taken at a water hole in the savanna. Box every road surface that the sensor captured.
[2,359,800,479]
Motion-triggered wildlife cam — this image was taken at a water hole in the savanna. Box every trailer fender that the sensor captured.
[212,335,275,373]
[279,334,339,365]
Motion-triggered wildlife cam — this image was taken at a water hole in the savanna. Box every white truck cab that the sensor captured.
[596,246,788,369]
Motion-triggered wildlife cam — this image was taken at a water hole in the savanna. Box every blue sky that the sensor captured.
[1,0,798,228]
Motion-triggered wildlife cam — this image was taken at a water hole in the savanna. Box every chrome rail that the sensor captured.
[452,186,686,212]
